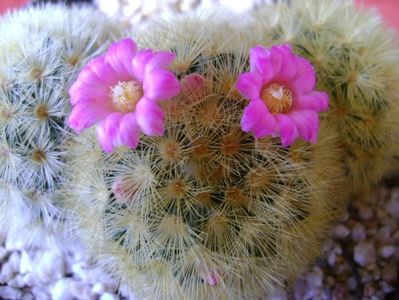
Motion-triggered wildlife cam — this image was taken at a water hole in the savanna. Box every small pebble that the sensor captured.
[293,278,306,299]
[0,286,22,300]
[92,283,106,294]
[100,293,119,300]
[5,236,26,251]
[21,293,35,300]
[331,225,350,239]
[0,263,15,284]
[376,226,391,244]
[346,277,357,290]
[359,206,373,220]
[385,197,399,218]
[306,267,323,287]
[379,245,396,258]
[7,275,25,288]
[352,223,366,241]
[32,286,51,300]
[8,252,20,272]
[20,252,34,274]
[354,242,376,267]
[380,281,395,294]
[51,278,75,300]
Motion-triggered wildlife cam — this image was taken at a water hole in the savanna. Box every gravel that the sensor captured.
[293,185,399,300]
[0,233,126,300]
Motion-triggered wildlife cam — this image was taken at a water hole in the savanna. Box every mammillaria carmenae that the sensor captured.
[66,13,347,299]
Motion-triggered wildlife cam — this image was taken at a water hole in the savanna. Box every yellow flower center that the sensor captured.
[260,83,293,114]
[111,80,143,113]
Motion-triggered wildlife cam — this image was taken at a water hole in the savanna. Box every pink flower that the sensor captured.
[112,176,131,203]
[200,269,221,287]
[236,44,329,146]
[180,73,207,101]
[68,38,181,152]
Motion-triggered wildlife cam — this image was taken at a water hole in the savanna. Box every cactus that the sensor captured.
[67,14,347,299]
[0,4,123,246]
[251,0,399,194]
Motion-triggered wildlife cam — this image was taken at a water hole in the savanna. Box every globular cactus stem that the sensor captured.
[0,4,124,247]
[252,0,399,195]
[67,13,347,299]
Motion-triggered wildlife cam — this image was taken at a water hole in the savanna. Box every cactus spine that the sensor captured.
[252,0,399,194]
[0,4,123,246]
[67,14,347,299]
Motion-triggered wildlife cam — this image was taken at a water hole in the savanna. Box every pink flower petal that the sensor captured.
[181,73,207,99]
[202,270,219,287]
[76,60,105,86]
[112,176,131,202]
[295,91,329,112]
[69,56,117,106]
[241,99,276,138]
[96,113,124,153]
[275,114,298,147]
[249,46,274,83]
[116,112,140,149]
[88,56,120,86]
[288,110,319,143]
[131,49,155,82]
[143,69,181,101]
[292,57,316,95]
[69,80,109,106]
[68,99,114,133]
[105,39,137,80]
[275,44,292,55]
[236,72,263,99]
[136,99,165,136]
[273,45,298,83]
[269,45,285,75]
[145,51,176,73]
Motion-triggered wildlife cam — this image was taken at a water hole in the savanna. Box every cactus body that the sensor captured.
[0,4,123,246]
[252,0,399,194]
[67,15,347,299]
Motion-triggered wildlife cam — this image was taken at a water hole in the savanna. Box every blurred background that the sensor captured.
[1,0,399,32]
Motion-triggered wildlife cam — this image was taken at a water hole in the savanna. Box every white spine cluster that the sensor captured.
[251,0,399,194]
[0,4,124,248]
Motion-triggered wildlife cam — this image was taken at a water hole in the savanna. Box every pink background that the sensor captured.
[0,0,29,14]
[356,0,399,31]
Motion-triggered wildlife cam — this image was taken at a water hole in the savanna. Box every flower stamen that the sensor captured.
[111,80,143,113]
[260,83,293,114]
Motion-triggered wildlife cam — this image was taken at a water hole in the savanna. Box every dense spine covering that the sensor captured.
[252,0,399,194]
[67,14,347,299]
[0,4,123,246]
